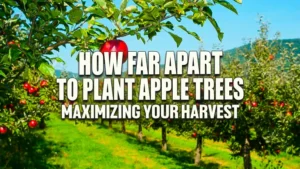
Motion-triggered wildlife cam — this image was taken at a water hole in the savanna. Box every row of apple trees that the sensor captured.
[82,21,300,169]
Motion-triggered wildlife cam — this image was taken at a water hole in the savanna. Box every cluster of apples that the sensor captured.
[0,119,39,135]
[270,100,293,116]
[22,80,48,105]
[244,100,258,107]
[0,119,38,135]
[0,80,49,135]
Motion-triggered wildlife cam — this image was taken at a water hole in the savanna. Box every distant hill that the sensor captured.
[55,38,300,77]
[223,38,300,63]
[55,70,79,78]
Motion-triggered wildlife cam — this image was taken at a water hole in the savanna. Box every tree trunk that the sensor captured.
[194,135,203,166]
[161,126,167,151]
[121,120,126,133]
[137,123,143,142]
[243,136,252,169]
[39,118,46,129]
[108,120,112,129]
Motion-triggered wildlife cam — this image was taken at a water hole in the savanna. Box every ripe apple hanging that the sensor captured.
[99,39,129,63]
[0,126,8,134]
[28,120,38,128]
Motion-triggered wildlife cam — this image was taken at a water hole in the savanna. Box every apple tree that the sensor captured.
[210,20,300,169]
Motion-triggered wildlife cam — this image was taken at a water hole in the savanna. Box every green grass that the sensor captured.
[33,113,300,169]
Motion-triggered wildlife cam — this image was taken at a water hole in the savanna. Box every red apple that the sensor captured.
[286,111,293,117]
[269,54,275,60]
[19,99,26,105]
[272,101,278,107]
[8,103,14,108]
[39,100,45,105]
[51,95,57,100]
[279,102,285,108]
[23,82,31,90]
[7,41,15,46]
[244,100,250,105]
[275,149,280,154]
[40,80,48,87]
[188,91,194,97]
[28,87,36,94]
[251,101,258,107]
[99,39,129,63]
[28,120,38,128]
[191,132,197,138]
[0,126,8,134]
[34,87,39,92]
[231,125,236,131]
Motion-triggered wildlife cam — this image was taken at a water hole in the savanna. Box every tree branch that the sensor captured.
[116,14,175,38]
[44,40,75,53]
[45,14,175,53]
[71,17,89,34]
[28,16,37,45]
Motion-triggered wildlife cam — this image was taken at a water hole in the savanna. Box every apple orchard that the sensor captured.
[1,0,299,169]
[57,49,243,120]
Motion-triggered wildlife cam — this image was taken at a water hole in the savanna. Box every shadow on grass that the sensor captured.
[0,131,64,169]
[97,123,222,169]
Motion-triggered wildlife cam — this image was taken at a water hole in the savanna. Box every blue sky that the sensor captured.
[52,0,300,73]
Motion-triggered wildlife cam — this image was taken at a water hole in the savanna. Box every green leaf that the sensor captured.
[68,7,83,23]
[208,17,224,41]
[136,33,146,44]
[168,32,182,47]
[71,48,77,56]
[164,1,175,8]
[38,62,55,77]
[0,70,6,78]
[94,0,107,9]
[133,0,148,8]
[52,57,65,65]
[124,5,137,13]
[81,29,88,38]
[217,0,238,14]
[23,66,32,80]
[150,6,160,19]
[1,54,9,63]
[153,0,165,6]
[84,6,106,17]
[203,6,213,17]
[178,25,201,41]
[97,33,107,40]
[8,48,12,60]
[72,29,82,38]
[234,0,242,4]
[162,21,174,30]
[4,0,18,6]
[120,0,129,11]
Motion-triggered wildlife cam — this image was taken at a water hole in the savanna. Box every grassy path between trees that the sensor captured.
[36,113,300,169]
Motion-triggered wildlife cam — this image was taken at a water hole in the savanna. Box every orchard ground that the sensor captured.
[31,113,300,169]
